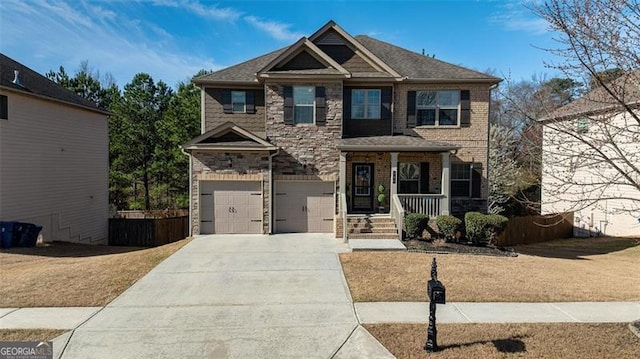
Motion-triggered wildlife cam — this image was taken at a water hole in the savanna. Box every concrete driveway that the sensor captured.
[57,234,390,358]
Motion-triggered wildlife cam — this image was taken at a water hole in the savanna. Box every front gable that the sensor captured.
[183,122,276,151]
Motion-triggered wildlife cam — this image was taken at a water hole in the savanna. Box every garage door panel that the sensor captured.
[200,181,262,234]
[275,181,334,233]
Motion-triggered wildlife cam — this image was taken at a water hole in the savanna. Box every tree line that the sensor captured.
[47,64,205,211]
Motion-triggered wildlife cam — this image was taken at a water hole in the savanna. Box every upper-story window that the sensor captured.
[0,95,7,120]
[576,117,589,134]
[352,89,381,119]
[294,86,315,124]
[416,90,460,126]
[231,91,246,113]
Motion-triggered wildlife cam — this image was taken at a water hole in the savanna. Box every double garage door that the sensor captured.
[275,181,334,233]
[199,180,334,234]
[200,181,263,234]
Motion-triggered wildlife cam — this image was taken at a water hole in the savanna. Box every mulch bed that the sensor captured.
[403,238,518,257]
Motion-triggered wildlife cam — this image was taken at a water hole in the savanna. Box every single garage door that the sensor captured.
[200,181,262,234]
[275,181,334,233]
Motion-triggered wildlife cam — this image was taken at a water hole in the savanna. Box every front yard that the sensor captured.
[0,239,190,307]
[366,323,640,359]
[340,236,640,302]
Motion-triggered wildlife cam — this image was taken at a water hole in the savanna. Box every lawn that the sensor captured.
[0,239,190,307]
[0,329,66,342]
[340,236,640,302]
[366,323,640,359]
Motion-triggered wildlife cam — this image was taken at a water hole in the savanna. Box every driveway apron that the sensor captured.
[58,234,358,359]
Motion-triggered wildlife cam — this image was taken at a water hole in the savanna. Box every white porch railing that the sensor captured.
[390,194,405,238]
[398,194,445,217]
[340,192,348,242]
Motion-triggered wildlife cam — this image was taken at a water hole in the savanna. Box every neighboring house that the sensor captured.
[183,21,500,239]
[540,71,640,237]
[0,54,109,243]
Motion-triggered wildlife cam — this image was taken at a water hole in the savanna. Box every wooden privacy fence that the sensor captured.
[496,212,574,247]
[109,216,189,247]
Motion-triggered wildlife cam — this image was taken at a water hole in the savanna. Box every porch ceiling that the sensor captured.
[337,135,460,152]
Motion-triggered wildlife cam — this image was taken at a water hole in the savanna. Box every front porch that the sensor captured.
[336,136,459,241]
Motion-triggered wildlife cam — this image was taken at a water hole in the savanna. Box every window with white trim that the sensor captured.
[576,117,589,134]
[231,91,246,113]
[416,90,460,126]
[352,89,381,119]
[451,163,471,197]
[294,86,315,124]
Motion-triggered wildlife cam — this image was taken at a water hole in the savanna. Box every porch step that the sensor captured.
[348,233,400,240]
[344,215,400,240]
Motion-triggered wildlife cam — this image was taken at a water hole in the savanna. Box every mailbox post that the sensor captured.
[425,257,445,352]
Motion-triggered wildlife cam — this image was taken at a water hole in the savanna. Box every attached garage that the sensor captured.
[275,181,335,233]
[199,181,263,234]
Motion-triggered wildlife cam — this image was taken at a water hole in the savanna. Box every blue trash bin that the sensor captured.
[1,221,14,249]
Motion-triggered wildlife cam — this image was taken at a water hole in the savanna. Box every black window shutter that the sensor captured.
[420,162,430,194]
[343,87,352,120]
[460,90,470,127]
[0,95,7,120]
[283,86,294,125]
[407,91,416,128]
[381,87,392,120]
[246,91,255,114]
[471,162,482,198]
[222,90,232,114]
[315,86,326,125]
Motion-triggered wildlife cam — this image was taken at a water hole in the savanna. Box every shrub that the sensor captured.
[436,215,462,241]
[405,213,429,239]
[465,212,508,246]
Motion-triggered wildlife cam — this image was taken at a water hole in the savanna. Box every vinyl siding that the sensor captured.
[203,88,265,136]
[541,112,640,236]
[0,91,108,243]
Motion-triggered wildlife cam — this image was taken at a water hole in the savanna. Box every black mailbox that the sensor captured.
[428,279,446,304]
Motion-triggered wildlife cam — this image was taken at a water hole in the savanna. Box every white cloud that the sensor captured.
[152,0,241,21]
[0,0,221,88]
[489,1,549,35]
[244,16,303,42]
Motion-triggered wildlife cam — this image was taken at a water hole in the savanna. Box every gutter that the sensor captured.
[268,149,280,234]
[180,146,193,237]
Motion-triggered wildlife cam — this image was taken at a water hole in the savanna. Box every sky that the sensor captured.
[0,0,564,89]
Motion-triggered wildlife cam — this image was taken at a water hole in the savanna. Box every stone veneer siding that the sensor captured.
[191,151,270,234]
[265,82,342,176]
[393,83,491,212]
[204,87,266,137]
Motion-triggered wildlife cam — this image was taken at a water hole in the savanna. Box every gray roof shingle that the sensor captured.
[0,53,108,114]
[192,28,500,85]
[338,135,459,151]
[354,35,499,82]
[541,70,640,121]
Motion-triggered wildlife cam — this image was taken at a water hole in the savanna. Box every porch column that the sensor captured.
[390,152,399,198]
[441,152,451,215]
[339,152,347,197]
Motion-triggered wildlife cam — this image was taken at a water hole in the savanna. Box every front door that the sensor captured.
[352,163,374,212]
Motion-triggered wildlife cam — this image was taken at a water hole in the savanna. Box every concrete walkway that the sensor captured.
[355,302,640,324]
[40,234,393,359]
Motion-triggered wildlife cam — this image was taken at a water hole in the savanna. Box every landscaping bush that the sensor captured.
[465,212,508,246]
[436,215,463,241]
[405,213,429,239]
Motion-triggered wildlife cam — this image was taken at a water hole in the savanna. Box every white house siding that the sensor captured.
[541,112,640,236]
[0,91,108,243]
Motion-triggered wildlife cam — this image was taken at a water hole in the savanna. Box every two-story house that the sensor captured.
[182,21,500,239]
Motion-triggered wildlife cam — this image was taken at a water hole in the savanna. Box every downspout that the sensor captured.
[268,149,280,234]
[180,147,193,237]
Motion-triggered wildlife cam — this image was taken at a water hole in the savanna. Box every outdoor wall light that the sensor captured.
[301,159,307,170]
[225,153,232,168]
